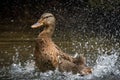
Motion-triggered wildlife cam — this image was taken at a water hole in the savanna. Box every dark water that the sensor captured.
[0,31,120,80]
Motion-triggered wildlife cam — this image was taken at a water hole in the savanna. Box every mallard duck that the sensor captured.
[31,13,92,75]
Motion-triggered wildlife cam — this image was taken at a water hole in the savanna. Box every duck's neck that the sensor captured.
[38,24,55,39]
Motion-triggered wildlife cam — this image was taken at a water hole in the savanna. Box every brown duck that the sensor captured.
[31,13,92,75]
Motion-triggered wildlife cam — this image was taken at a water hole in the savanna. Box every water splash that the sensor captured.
[91,52,120,80]
[93,52,119,77]
[7,52,120,80]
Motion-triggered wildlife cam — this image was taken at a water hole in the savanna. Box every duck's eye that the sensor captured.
[42,16,49,20]
[45,16,49,18]
[44,15,53,19]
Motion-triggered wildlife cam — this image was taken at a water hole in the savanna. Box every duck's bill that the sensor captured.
[31,22,43,28]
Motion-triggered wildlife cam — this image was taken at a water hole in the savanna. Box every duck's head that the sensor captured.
[31,13,56,29]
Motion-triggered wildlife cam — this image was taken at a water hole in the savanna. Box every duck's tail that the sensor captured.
[73,53,86,66]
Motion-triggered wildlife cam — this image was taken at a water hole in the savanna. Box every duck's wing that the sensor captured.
[54,44,74,62]
[54,44,86,66]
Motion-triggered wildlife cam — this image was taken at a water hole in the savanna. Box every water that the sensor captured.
[0,31,120,80]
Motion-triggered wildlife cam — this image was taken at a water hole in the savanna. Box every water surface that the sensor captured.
[0,30,120,80]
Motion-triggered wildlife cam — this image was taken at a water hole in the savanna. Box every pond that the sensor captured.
[0,28,120,80]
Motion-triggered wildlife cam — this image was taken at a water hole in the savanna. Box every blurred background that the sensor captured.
[0,0,120,37]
